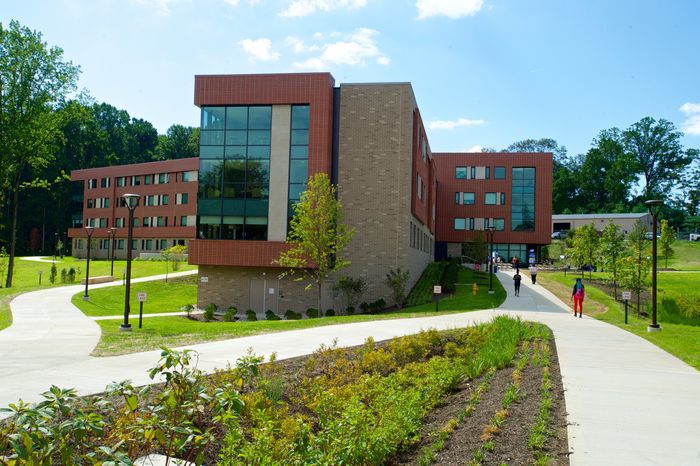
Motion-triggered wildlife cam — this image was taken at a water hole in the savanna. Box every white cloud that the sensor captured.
[285,36,320,54]
[416,0,484,19]
[223,0,239,5]
[280,0,367,17]
[139,0,190,16]
[239,38,280,61]
[680,102,700,136]
[462,145,483,152]
[293,28,389,69]
[428,118,485,130]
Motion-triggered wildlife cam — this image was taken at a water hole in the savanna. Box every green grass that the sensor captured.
[0,256,197,331]
[538,271,700,370]
[92,266,507,356]
[71,274,197,317]
[662,240,700,270]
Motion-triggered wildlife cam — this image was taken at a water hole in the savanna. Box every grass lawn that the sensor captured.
[91,267,507,356]
[0,256,197,331]
[72,274,197,317]
[663,240,700,270]
[537,271,700,370]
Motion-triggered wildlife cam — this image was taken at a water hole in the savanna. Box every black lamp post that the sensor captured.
[121,194,140,331]
[108,227,117,277]
[53,232,58,264]
[83,226,94,301]
[487,225,495,294]
[645,199,663,332]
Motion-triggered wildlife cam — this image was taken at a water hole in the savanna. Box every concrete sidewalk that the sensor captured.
[1,268,699,465]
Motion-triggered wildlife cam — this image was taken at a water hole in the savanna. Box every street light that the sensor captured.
[108,227,117,277]
[645,199,663,332]
[486,225,495,294]
[53,232,58,264]
[121,193,140,332]
[83,226,95,301]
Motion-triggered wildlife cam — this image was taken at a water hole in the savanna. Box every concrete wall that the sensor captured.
[268,105,292,241]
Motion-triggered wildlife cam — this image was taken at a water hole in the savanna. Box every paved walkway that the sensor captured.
[1,269,699,465]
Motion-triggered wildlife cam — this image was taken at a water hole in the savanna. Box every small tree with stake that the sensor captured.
[599,222,626,300]
[276,173,355,312]
[659,219,675,268]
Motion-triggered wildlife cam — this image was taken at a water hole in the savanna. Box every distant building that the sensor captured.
[552,213,653,235]
[68,158,199,259]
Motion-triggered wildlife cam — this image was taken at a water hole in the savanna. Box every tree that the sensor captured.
[462,230,488,264]
[569,223,600,279]
[0,20,80,287]
[659,219,674,268]
[385,268,409,309]
[162,244,188,281]
[599,223,626,299]
[276,173,355,311]
[618,221,650,314]
[333,276,366,313]
[623,117,699,200]
[154,124,200,160]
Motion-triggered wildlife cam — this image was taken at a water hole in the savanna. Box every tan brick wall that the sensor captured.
[336,83,432,307]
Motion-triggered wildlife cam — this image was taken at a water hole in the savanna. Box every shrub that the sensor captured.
[405,262,447,306]
[246,309,258,321]
[60,268,68,283]
[359,302,369,313]
[181,303,195,319]
[49,264,57,284]
[441,259,460,294]
[333,276,367,310]
[368,299,386,314]
[385,267,409,309]
[346,306,355,315]
[67,267,76,283]
[265,310,281,321]
[224,306,238,322]
[203,303,217,322]
[325,309,336,317]
[306,308,319,319]
[284,309,302,320]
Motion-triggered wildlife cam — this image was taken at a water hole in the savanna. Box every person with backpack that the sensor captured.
[513,270,522,296]
[529,264,538,284]
[571,277,585,317]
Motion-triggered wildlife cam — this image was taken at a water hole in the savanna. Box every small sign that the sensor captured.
[622,291,632,300]
[137,292,147,302]
[200,276,209,283]
[559,255,565,259]
[269,288,275,295]
[433,285,442,294]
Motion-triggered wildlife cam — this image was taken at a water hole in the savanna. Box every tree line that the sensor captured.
[0,20,198,286]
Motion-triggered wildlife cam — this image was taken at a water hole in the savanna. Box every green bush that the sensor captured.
[49,263,57,284]
[325,309,336,317]
[441,259,460,294]
[359,302,369,313]
[203,303,217,322]
[60,268,68,283]
[306,308,319,319]
[265,310,281,321]
[68,267,76,283]
[346,306,355,315]
[284,309,303,320]
[246,309,258,321]
[224,306,238,322]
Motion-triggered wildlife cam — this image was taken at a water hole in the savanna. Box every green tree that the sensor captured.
[277,173,355,311]
[568,223,600,279]
[462,230,488,263]
[385,268,409,309]
[659,219,674,268]
[154,124,200,160]
[618,221,650,314]
[332,276,367,313]
[623,117,699,200]
[0,20,80,287]
[599,223,626,299]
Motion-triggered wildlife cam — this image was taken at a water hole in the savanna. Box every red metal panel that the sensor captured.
[188,239,314,268]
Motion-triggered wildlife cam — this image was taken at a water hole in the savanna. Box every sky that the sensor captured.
[3,0,700,158]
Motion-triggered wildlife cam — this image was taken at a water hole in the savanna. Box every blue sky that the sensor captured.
[4,0,700,157]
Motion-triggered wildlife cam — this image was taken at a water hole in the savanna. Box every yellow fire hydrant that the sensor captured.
[472,282,479,295]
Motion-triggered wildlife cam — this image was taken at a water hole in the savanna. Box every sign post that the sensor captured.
[137,292,147,328]
[433,285,442,312]
[622,291,632,324]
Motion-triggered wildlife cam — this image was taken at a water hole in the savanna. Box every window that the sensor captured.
[417,176,422,200]
[462,192,475,205]
[132,217,139,227]
[161,194,169,206]
[132,176,141,186]
[143,217,150,227]
[454,218,466,230]
[100,177,110,188]
[157,216,165,227]
[131,240,137,250]
[454,192,460,204]
[103,198,110,208]
[511,167,536,231]
[116,176,127,187]
[494,218,505,231]
[115,218,125,228]
[182,171,191,182]
[159,239,168,250]
[494,166,506,179]
[485,193,497,205]
[87,179,97,189]
[144,175,152,185]
[98,218,108,228]
[455,167,467,179]
[485,167,490,179]
[180,216,188,226]
[146,195,155,207]
[117,239,125,250]
[144,239,153,250]
[100,239,109,249]
[158,173,168,184]
[470,167,476,179]
[87,199,94,208]
[500,193,506,205]
[178,193,189,205]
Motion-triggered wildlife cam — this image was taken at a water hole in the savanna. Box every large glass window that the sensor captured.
[511,167,536,231]
[485,193,497,205]
[462,192,475,205]
[288,105,310,218]
[198,105,273,240]
[454,218,466,230]
[455,167,467,179]
[494,166,506,179]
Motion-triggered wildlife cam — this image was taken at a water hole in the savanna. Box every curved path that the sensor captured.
[1,269,699,465]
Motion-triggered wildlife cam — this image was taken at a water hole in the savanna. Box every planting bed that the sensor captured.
[1,317,569,465]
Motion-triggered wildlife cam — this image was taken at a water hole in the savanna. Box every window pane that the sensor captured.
[290,145,308,158]
[245,199,269,216]
[291,105,310,129]
[200,130,224,145]
[226,107,247,129]
[495,166,506,179]
[485,193,496,205]
[494,219,505,231]
[223,183,246,199]
[248,106,272,129]
[455,192,460,204]
[289,183,306,200]
[225,146,246,159]
[247,160,270,185]
[248,130,271,145]
[201,107,225,130]
[291,129,309,146]
[463,192,475,205]
[289,159,308,184]
[225,130,247,145]
[224,160,246,183]
[247,145,270,159]
[455,167,467,179]
[454,218,466,230]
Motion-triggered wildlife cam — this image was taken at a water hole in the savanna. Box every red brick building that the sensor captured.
[68,158,198,259]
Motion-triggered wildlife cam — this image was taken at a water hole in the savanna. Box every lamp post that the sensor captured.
[108,227,117,277]
[53,232,58,264]
[121,194,140,332]
[83,226,94,301]
[486,226,495,294]
[645,199,663,332]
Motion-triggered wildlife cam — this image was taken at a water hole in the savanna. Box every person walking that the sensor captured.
[513,271,522,296]
[529,264,538,284]
[571,277,585,317]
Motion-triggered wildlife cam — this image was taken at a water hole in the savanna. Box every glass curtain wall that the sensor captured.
[511,167,536,231]
[198,106,271,240]
[288,105,309,218]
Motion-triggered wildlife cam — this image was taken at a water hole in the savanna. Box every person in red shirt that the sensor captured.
[571,278,585,317]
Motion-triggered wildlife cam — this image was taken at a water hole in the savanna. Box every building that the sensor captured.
[68,158,199,260]
[433,152,553,263]
[189,73,436,313]
[552,213,652,235]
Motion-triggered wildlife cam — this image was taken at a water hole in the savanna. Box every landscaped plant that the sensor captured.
[265,310,281,321]
[440,259,460,294]
[306,307,319,318]
[284,309,302,320]
[246,309,257,321]
[49,263,57,284]
[60,267,67,283]
[333,276,367,312]
[203,303,217,322]
[405,262,447,306]
[385,267,409,309]
[345,306,355,315]
[359,302,369,313]
[181,303,195,319]
[325,309,335,317]
[67,267,76,283]
[224,306,238,322]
